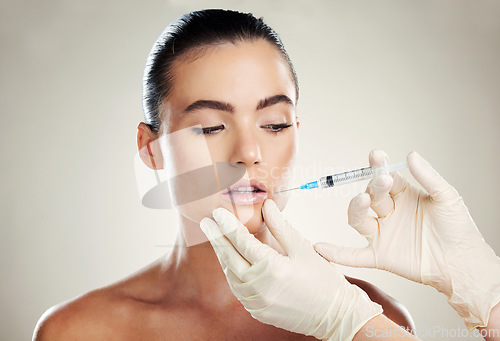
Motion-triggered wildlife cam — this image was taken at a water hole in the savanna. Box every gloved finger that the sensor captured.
[218,258,246,302]
[223,259,272,301]
[389,170,408,197]
[200,217,251,278]
[366,174,394,218]
[237,274,282,311]
[212,208,279,264]
[227,260,271,298]
[407,151,460,203]
[368,149,407,197]
[368,149,388,167]
[225,268,262,306]
[314,243,376,268]
[262,199,309,258]
[239,292,272,311]
[225,268,246,299]
[348,193,379,236]
[212,247,244,288]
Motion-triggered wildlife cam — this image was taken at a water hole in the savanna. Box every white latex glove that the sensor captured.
[200,199,383,341]
[315,150,500,330]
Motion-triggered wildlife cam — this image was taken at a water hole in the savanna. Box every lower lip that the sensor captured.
[221,191,268,205]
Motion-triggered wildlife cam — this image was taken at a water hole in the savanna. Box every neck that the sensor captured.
[162,212,284,311]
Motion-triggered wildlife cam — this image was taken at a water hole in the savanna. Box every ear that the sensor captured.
[137,122,164,170]
[295,115,300,129]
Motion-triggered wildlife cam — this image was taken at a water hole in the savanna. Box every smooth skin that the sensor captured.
[33,40,413,340]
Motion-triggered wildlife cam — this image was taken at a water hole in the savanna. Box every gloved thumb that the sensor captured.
[262,199,307,258]
[407,151,460,204]
[314,242,375,268]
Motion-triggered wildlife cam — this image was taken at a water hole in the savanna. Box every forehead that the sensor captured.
[167,40,296,112]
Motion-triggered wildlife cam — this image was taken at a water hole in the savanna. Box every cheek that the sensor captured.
[275,138,297,165]
[261,133,298,209]
[262,133,298,177]
[159,127,217,221]
[161,126,214,176]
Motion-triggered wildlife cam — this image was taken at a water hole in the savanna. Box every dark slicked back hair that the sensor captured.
[142,9,299,134]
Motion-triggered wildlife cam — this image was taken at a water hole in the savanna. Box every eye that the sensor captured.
[192,124,225,135]
[262,123,293,133]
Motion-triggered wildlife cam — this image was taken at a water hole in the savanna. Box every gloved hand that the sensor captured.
[200,199,383,341]
[315,150,500,330]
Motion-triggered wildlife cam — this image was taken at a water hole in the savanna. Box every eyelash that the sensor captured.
[193,123,293,135]
[193,125,225,135]
[262,123,293,133]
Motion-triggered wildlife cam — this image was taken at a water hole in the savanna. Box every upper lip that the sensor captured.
[222,178,268,194]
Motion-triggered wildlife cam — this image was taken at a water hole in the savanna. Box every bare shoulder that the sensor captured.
[33,287,123,341]
[33,259,180,341]
[346,276,416,332]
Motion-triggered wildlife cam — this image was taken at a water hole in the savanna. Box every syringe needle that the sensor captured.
[275,187,300,194]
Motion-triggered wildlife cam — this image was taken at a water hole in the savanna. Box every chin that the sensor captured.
[231,194,289,234]
[243,212,266,234]
[228,203,265,234]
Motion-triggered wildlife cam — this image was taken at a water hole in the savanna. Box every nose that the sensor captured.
[229,127,262,167]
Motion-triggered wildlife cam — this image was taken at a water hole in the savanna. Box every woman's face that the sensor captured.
[160,39,299,234]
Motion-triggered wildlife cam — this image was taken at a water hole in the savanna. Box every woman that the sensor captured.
[33,9,413,340]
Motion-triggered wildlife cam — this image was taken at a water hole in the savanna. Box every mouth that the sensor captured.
[221,178,268,205]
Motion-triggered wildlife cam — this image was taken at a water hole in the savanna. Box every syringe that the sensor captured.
[276,162,408,193]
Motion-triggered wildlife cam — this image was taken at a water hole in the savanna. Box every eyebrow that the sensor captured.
[182,94,294,115]
[256,94,294,110]
[184,100,235,113]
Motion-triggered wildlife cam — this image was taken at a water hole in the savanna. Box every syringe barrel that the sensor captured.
[303,162,407,190]
[318,166,374,188]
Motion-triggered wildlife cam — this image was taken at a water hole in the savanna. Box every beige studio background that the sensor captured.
[1,0,499,340]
